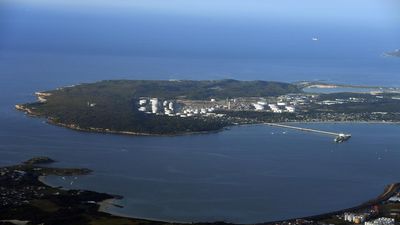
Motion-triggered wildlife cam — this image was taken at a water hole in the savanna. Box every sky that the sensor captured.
[2,0,400,26]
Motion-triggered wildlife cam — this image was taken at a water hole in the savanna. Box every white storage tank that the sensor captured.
[139,99,147,105]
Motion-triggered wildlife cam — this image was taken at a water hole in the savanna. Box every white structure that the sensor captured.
[253,103,264,111]
[87,102,96,107]
[138,107,146,112]
[364,217,395,225]
[277,102,286,106]
[168,102,174,111]
[344,213,367,224]
[257,101,268,106]
[150,98,159,114]
[139,99,147,105]
[268,104,282,113]
[285,106,296,113]
[164,109,173,115]
[388,196,400,202]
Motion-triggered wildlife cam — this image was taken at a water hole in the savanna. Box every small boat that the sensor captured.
[334,134,351,143]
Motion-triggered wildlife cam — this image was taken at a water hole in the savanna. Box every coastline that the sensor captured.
[15,104,227,137]
[264,183,400,225]
[15,103,399,138]
[11,101,400,223]
[3,158,400,224]
[98,198,119,214]
[35,172,400,225]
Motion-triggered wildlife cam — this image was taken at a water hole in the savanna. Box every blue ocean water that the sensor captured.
[0,1,399,87]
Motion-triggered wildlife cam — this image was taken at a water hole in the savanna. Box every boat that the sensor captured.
[334,133,351,143]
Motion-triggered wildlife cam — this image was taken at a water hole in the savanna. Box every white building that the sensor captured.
[277,102,286,106]
[257,101,268,106]
[253,103,264,111]
[364,217,395,225]
[344,213,367,224]
[268,104,282,113]
[388,196,400,202]
[285,106,296,113]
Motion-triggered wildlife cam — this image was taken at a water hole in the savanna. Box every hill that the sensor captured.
[17,79,300,135]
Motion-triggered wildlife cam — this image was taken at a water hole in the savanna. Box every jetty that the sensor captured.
[264,123,351,143]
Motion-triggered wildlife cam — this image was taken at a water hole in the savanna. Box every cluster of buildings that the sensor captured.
[0,168,46,207]
[279,94,314,105]
[180,107,217,118]
[138,98,220,118]
[388,195,400,203]
[344,212,370,224]
[364,217,395,225]
[318,97,366,106]
[343,211,397,225]
[138,98,176,116]
[252,101,296,113]
[251,94,318,113]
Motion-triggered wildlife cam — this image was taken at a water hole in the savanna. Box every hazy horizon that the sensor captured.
[1,0,399,86]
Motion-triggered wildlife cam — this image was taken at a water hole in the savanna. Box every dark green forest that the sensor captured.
[22,80,299,134]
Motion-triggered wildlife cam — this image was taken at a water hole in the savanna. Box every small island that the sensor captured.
[16,79,400,137]
[385,49,400,58]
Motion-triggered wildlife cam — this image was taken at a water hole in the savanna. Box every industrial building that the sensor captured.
[364,217,395,225]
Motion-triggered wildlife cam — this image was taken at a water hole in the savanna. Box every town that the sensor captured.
[134,91,400,123]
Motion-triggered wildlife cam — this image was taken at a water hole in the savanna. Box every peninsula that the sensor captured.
[16,80,400,137]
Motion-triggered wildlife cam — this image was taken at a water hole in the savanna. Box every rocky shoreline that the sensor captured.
[15,104,226,137]
[15,104,399,139]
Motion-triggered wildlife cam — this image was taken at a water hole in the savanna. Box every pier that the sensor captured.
[264,123,351,143]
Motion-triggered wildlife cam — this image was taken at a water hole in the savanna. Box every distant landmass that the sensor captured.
[385,49,400,57]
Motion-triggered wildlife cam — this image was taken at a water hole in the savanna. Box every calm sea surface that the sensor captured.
[1,81,400,223]
[1,1,400,223]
